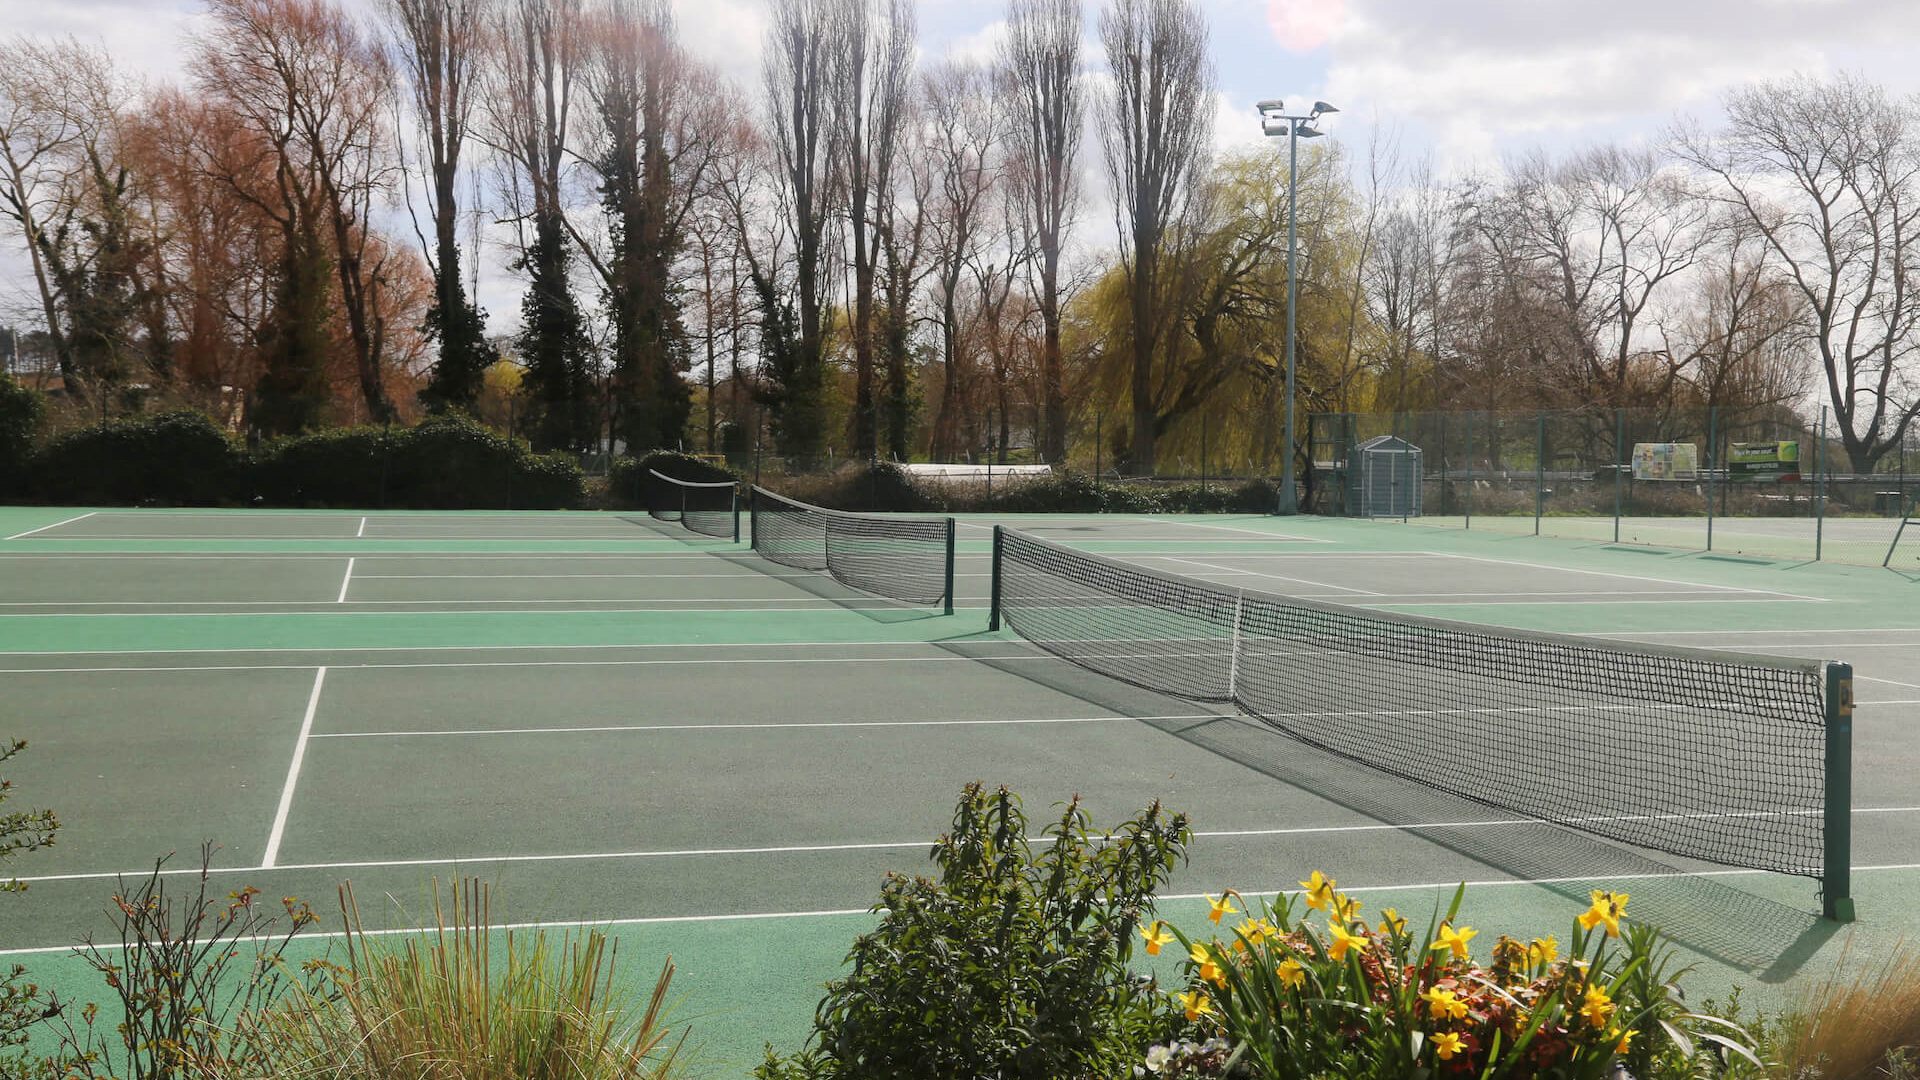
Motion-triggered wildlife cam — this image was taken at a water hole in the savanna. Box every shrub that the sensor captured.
[1155,880,1755,1080]
[234,879,688,1080]
[30,410,240,505]
[757,784,1190,1080]
[1762,939,1920,1080]
[0,374,44,500]
[608,450,738,509]
[253,426,392,507]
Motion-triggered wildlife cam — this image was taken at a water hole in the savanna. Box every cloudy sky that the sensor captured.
[7,0,1920,332]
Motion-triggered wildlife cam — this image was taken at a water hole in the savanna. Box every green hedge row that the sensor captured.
[8,408,586,509]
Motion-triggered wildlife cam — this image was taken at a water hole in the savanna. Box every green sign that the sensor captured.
[1729,441,1801,481]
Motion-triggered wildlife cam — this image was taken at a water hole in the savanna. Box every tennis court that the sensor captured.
[4,505,1920,1075]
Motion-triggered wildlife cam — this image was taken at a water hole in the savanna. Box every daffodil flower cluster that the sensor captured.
[1148,875,1709,1080]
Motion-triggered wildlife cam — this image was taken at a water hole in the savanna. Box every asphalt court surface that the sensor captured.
[4,506,1920,1073]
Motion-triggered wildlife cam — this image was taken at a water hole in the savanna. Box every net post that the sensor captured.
[1823,661,1856,922]
[732,486,741,545]
[943,518,956,617]
[988,525,1004,631]
[748,487,760,552]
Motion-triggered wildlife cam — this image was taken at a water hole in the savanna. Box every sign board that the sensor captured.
[1728,441,1801,482]
[1631,443,1699,481]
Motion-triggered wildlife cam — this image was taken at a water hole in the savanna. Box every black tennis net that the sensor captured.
[750,487,956,610]
[988,526,1855,919]
[646,469,739,541]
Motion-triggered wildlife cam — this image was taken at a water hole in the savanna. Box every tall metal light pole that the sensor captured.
[1257,99,1336,514]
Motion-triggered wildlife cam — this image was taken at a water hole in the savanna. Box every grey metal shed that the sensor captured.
[1348,434,1423,518]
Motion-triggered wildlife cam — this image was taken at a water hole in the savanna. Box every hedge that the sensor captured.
[764,461,1279,516]
[18,409,585,509]
[0,373,45,500]
[606,450,739,509]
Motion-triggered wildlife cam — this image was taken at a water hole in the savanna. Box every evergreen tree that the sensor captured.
[514,210,596,452]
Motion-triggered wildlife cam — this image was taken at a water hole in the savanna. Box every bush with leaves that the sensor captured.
[1,739,59,1076]
[757,784,1190,1080]
[0,374,45,500]
[30,410,240,505]
[607,450,738,509]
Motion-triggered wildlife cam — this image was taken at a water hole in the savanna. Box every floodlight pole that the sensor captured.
[1258,99,1335,515]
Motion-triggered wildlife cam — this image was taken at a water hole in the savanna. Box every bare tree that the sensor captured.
[1098,0,1211,474]
[1000,0,1081,464]
[0,38,84,388]
[759,0,843,458]
[480,0,595,450]
[1675,73,1920,473]
[828,0,914,460]
[922,61,999,462]
[384,0,494,410]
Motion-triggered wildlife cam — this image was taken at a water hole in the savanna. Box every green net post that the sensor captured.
[988,525,1004,631]
[748,487,759,552]
[732,487,741,544]
[943,519,956,617]
[1824,661,1856,922]
[1816,407,1827,561]
[1706,406,1717,551]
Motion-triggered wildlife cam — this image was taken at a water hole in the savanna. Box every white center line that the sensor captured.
[261,667,327,868]
[335,558,356,603]
[4,511,97,540]
[356,516,368,538]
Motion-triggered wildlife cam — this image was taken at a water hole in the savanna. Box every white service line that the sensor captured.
[335,558,355,603]
[261,667,327,868]
[356,516,368,538]
[1428,551,1833,602]
[313,713,1223,739]
[4,511,97,540]
[1154,555,1384,595]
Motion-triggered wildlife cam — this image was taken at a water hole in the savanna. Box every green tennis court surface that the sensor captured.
[4,506,1919,1076]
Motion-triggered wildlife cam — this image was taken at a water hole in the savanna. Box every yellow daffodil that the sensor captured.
[1433,1031,1466,1061]
[1276,957,1306,988]
[1424,987,1469,1021]
[1208,892,1239,924]
[1527,936,1558,966]
[1431,923,1478,960]
[1326,920,1367,961]
[1378,907,1407,936]
[1330,892,1362,924]
[1577,890,1629,937]
[1579,985,1614,1029]
[1189,942,1224,985]
[1234,916,1266,944]
[1613,1028,1636,1055]
[1177,989,1215,1022]
[1300,871,1336,911]
[1141,921,1175,956]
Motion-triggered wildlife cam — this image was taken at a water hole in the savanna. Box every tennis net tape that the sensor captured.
[751,487,954,607]
[647,469,738,540]
[990,526,1846,885]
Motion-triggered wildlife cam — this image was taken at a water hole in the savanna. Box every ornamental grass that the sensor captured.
[1765,938,1920,1080]
[225,879,688,1080]
[1148,876,1757,1080]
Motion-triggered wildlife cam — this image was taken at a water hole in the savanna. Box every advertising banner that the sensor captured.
[1728,441,1801,482]
[1631,443,1699,481]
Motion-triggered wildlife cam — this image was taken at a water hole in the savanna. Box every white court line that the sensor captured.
[0,655,1069,675]
[4,511,98,540]
[1589,628,1920,638]
[356,516,368,538]
[0,639,984,658]
[1427,551,1832,602]
[335,558,355,603]
[1153,555,1384,595]
[20,805,1918,887]
[0,602,980,619]
[313,713,1222,739]
[28,535,669,542]
[19,862,1920,958]
[261,668,327,868]
[1348,597,1822,607]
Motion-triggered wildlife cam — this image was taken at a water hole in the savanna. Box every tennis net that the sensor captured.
[646,469,739,541]
[988,526,1855,920]
[750,487,956,611]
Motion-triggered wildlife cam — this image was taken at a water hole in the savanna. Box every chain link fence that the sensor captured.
[1307,408,1920,567]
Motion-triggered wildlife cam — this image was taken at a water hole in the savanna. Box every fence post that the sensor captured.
[1613,408,1624,543]
[1464,411,1474,530]
[1094,412,1102,490]
[1817,407,1828,561]
[1201,411,1208,497]
[1535,411,1545,536]
[1706,406,1716,552]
